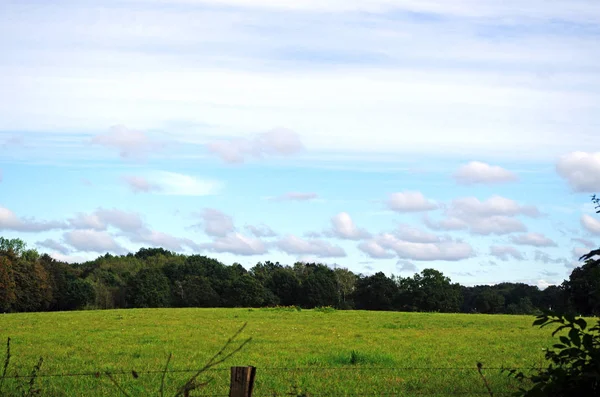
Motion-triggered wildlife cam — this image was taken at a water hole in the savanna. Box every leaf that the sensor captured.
[552,325,568,336]
[575,318,587,330]
[582,334,594,351]
[569,328,581,347]
[559,336,571,346]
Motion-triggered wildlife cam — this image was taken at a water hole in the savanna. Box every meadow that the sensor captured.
[0,308,559,396]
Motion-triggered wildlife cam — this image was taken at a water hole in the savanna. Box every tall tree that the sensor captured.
[353,272,398,311]
[563,194,600,315]
[0,254,16,311]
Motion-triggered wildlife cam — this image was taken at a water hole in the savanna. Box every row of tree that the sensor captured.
[1,236,598,315]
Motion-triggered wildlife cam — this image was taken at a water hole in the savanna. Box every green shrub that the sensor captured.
[504,312,600,396]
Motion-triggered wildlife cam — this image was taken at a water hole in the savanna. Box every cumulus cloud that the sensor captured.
[69,208,145,232]
[0,205,66,232]
[449,196,540,218]
[581,214,600,234]
[556,152,600,192]
[245,224,277,238]
[91,125,165,159]
[202,232,267,256]
[129,229,202,252]
[396,260,418,273]
[275,235,346,258]
[272,192,318,201]
[572,237,595,248]
[489,245,524,261]
[193,208,236,237]
[425,195,538,235]
[453,161,518,185]
[49,252,91,264]
[511,232,557,247]
[122,175,162,194]
[361,233,473,261]
[357,240,395,259]
[63,229,126,254]
[36,239,71,255]
[150,171,222,196]
[533,250,569,265]
[387,191,438,212]
[572,246,590,259]
[425,214,526,235]
[327,212,371,240]
[394,224,442,243]
[207,128,304,163]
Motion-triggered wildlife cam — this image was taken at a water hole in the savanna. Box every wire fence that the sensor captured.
[0,365,543,379]
[1,365,540,396]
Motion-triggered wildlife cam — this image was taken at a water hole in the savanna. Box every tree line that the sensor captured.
[1,235,598,315]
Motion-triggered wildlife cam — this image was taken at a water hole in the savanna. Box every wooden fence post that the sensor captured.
[229,366,256,397]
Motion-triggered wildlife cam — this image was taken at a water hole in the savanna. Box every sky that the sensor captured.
[1,0,600,289]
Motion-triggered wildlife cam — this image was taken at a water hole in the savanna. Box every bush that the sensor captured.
[504,312,600,396]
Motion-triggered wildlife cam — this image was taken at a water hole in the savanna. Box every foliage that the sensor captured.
[504,312,600,396]
[504,194,600,395]
[126,268,171,308]
[0,237,579,314]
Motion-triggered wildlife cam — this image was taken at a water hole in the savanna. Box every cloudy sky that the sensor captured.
[1,0,599,288]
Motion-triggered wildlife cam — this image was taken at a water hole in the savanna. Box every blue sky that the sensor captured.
[1,0,600,288]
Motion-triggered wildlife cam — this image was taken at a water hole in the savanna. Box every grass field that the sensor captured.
[0,308,559,396]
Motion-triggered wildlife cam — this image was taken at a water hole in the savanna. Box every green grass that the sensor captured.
[0,308,560,396]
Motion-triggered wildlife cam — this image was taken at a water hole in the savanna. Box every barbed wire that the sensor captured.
[0,365,542,379]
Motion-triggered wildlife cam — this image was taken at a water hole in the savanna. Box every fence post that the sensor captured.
[229,366,256,397]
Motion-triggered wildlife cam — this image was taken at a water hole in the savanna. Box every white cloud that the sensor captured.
[69,208,145,232]
[396,260,418,273]
[126,0,600,21]
[489,245,524,261]
[357,240,395,259]
[272,192,319,201]
[151,171,222,196]
[394,224,441,243]
[91,125,165,159]
[328,212,371,240]
[68,212,105,230]
[63,229,126,254]
[36,239,71,255]
[202,232,267,256]
[0,205,66,232]
[533,250,569,266]
[387,191,438,212]
[581,214,600,234]
[571,237,595,248]
[194,208,236,237]
[122,175,163,193]
[453,161,517,185]
[449,196,540,218]
[207,128,304,163]
[49,252,91,264]
[572,246,591,259]
[275,235,346,258]
[426,195,537,235]
[511,232,557,247]
[129,229,201,252]
[556,152,600,192]
[245,224,277,238]
[363,233,474,261]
